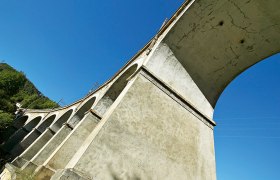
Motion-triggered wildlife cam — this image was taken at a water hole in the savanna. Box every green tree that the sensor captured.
[0,63,59,142]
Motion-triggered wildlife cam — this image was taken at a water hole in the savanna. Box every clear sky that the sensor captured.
[0,1,279,179]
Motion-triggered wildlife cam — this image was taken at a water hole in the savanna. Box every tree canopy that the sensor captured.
[0,63,59,135]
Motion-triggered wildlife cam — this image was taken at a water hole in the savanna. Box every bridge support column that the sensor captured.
[1,127,30,153]
[53,71,216,180]
[12,128,56,168]
[34,111,100,178]
[9,128,42,159]
[26,124,73,168]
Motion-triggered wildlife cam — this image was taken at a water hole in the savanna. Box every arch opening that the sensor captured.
[213,54,280,179]
[37,114,56,133]
[51,109,73,132]
[214,53,280,109]
[13,115,29,129]
[24,116,42,132]
[0,115,29,143]
[69,97,96,126]
[94,64,138,115]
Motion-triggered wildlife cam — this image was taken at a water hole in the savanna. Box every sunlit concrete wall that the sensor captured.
[1,0,280,179]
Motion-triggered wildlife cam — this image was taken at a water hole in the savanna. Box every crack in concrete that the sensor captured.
[227,0,248,19]
[200,3,214,13]
[227,12,256,34]
[228,59,238,67]
[212,66,225,74]
[177,23,197,44]
[229,45,240,59]
[208,10,214,16]
[245,0,252,4]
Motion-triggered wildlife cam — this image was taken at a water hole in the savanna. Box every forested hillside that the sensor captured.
[0,63,59,134]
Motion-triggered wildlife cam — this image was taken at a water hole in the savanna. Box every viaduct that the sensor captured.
[1,0,280,179]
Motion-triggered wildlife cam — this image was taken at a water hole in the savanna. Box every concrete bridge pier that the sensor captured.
[45,111,101,170]
[51,69,216,179]
[11,109,74,167]
[1,116,42,154]
[12,127,56,168]
[1,0,280,179]
[30,63,139,179]
[20,123,74,172]
[1,127,30,154]
[9,128,42,159]
[11,97,97,175]
[9,114,57,159]
[33,111,101,179]
[0,116,29,144]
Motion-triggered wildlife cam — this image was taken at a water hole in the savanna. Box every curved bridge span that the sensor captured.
[1,0,279,179]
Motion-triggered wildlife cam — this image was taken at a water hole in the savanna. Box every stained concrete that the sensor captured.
[9,128,42,158]
[15,128,55,165]
[145,42,214,118]
[46,112,100,171]
[163,0,280,106]
[30,125,73,167]
[65,74,215,179]
[1,0,280,179]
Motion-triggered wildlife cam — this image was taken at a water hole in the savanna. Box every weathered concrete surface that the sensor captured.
[51,169,90,180]
[30,125,72,167]
[14,128,55,166]
[0,168,12,180]
[1,128,30,153]
[145,42,214,118]
[45,112,100,170]
[10,114,56,158]
[161,0,280,107]
[34,166,55,180]
[9,128,42,159]
[66,74,215,179]
[1,116,42,153]
[93,64,138,117]
[1,0,280,179]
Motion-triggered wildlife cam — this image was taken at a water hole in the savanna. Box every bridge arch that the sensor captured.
[13,115,29,129]
[94,63,138,115]
[153,0,280,118]
[37,114,56,133]
[68,96,97,126]
[213,53,280,179]
[24,116,42,132]
[76,97,96,118]
[50,109,73,132]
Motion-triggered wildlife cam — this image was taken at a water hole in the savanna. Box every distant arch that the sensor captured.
[74,96,96,121]
[24,116,42,132]
[106,64,138,101]
[51,109,73,132]
[94,64,138,115]
[0,115,29,143]
[13,115,29,129]
[37,114,56,133]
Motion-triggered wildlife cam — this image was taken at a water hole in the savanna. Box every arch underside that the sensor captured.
[163,0,280,107]
[3,1,280,179]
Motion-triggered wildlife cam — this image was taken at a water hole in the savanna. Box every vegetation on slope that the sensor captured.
[0,63,59,136]
[0,63,59,170]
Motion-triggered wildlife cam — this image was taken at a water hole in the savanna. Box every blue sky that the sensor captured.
[0,1,279,179]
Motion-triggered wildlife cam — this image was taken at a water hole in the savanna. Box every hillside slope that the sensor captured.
[0,63,59,136]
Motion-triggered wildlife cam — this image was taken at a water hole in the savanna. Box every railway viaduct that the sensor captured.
[1,0,280,179]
